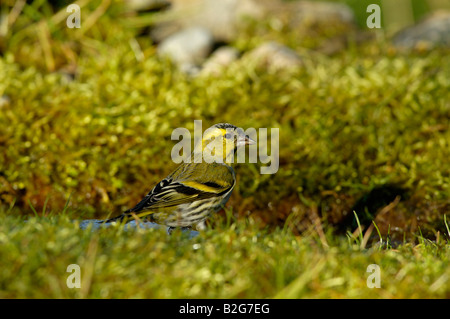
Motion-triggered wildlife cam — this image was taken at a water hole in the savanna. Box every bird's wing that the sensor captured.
[128,163,235,213]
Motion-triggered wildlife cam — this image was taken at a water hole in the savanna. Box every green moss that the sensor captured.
[1,2,450,239]
[0,213,448,298]
[0,0,449,298]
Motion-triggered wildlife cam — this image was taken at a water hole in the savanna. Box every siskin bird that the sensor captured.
[105,123,255,232]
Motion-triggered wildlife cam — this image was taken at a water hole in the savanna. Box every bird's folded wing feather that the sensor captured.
[128,163,235,213]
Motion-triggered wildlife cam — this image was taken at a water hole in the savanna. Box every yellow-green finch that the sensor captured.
[106,123,255,231]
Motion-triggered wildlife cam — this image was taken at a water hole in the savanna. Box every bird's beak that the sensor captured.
[237,134,256,147]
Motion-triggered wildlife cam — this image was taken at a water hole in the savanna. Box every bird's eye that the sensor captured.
[224,133,232,139]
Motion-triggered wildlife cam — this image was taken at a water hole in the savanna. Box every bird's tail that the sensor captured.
[103,209,152,224]
[103,209,134,224]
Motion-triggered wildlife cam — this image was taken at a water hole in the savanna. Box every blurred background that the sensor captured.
[0,0,449,241]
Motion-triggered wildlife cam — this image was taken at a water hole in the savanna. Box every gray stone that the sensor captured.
[157,26,215,71]
[200,46,240,76]
[286,1,356,27]
[243,41,303,71]
[150,0,268,43]
[392,11,450,50]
